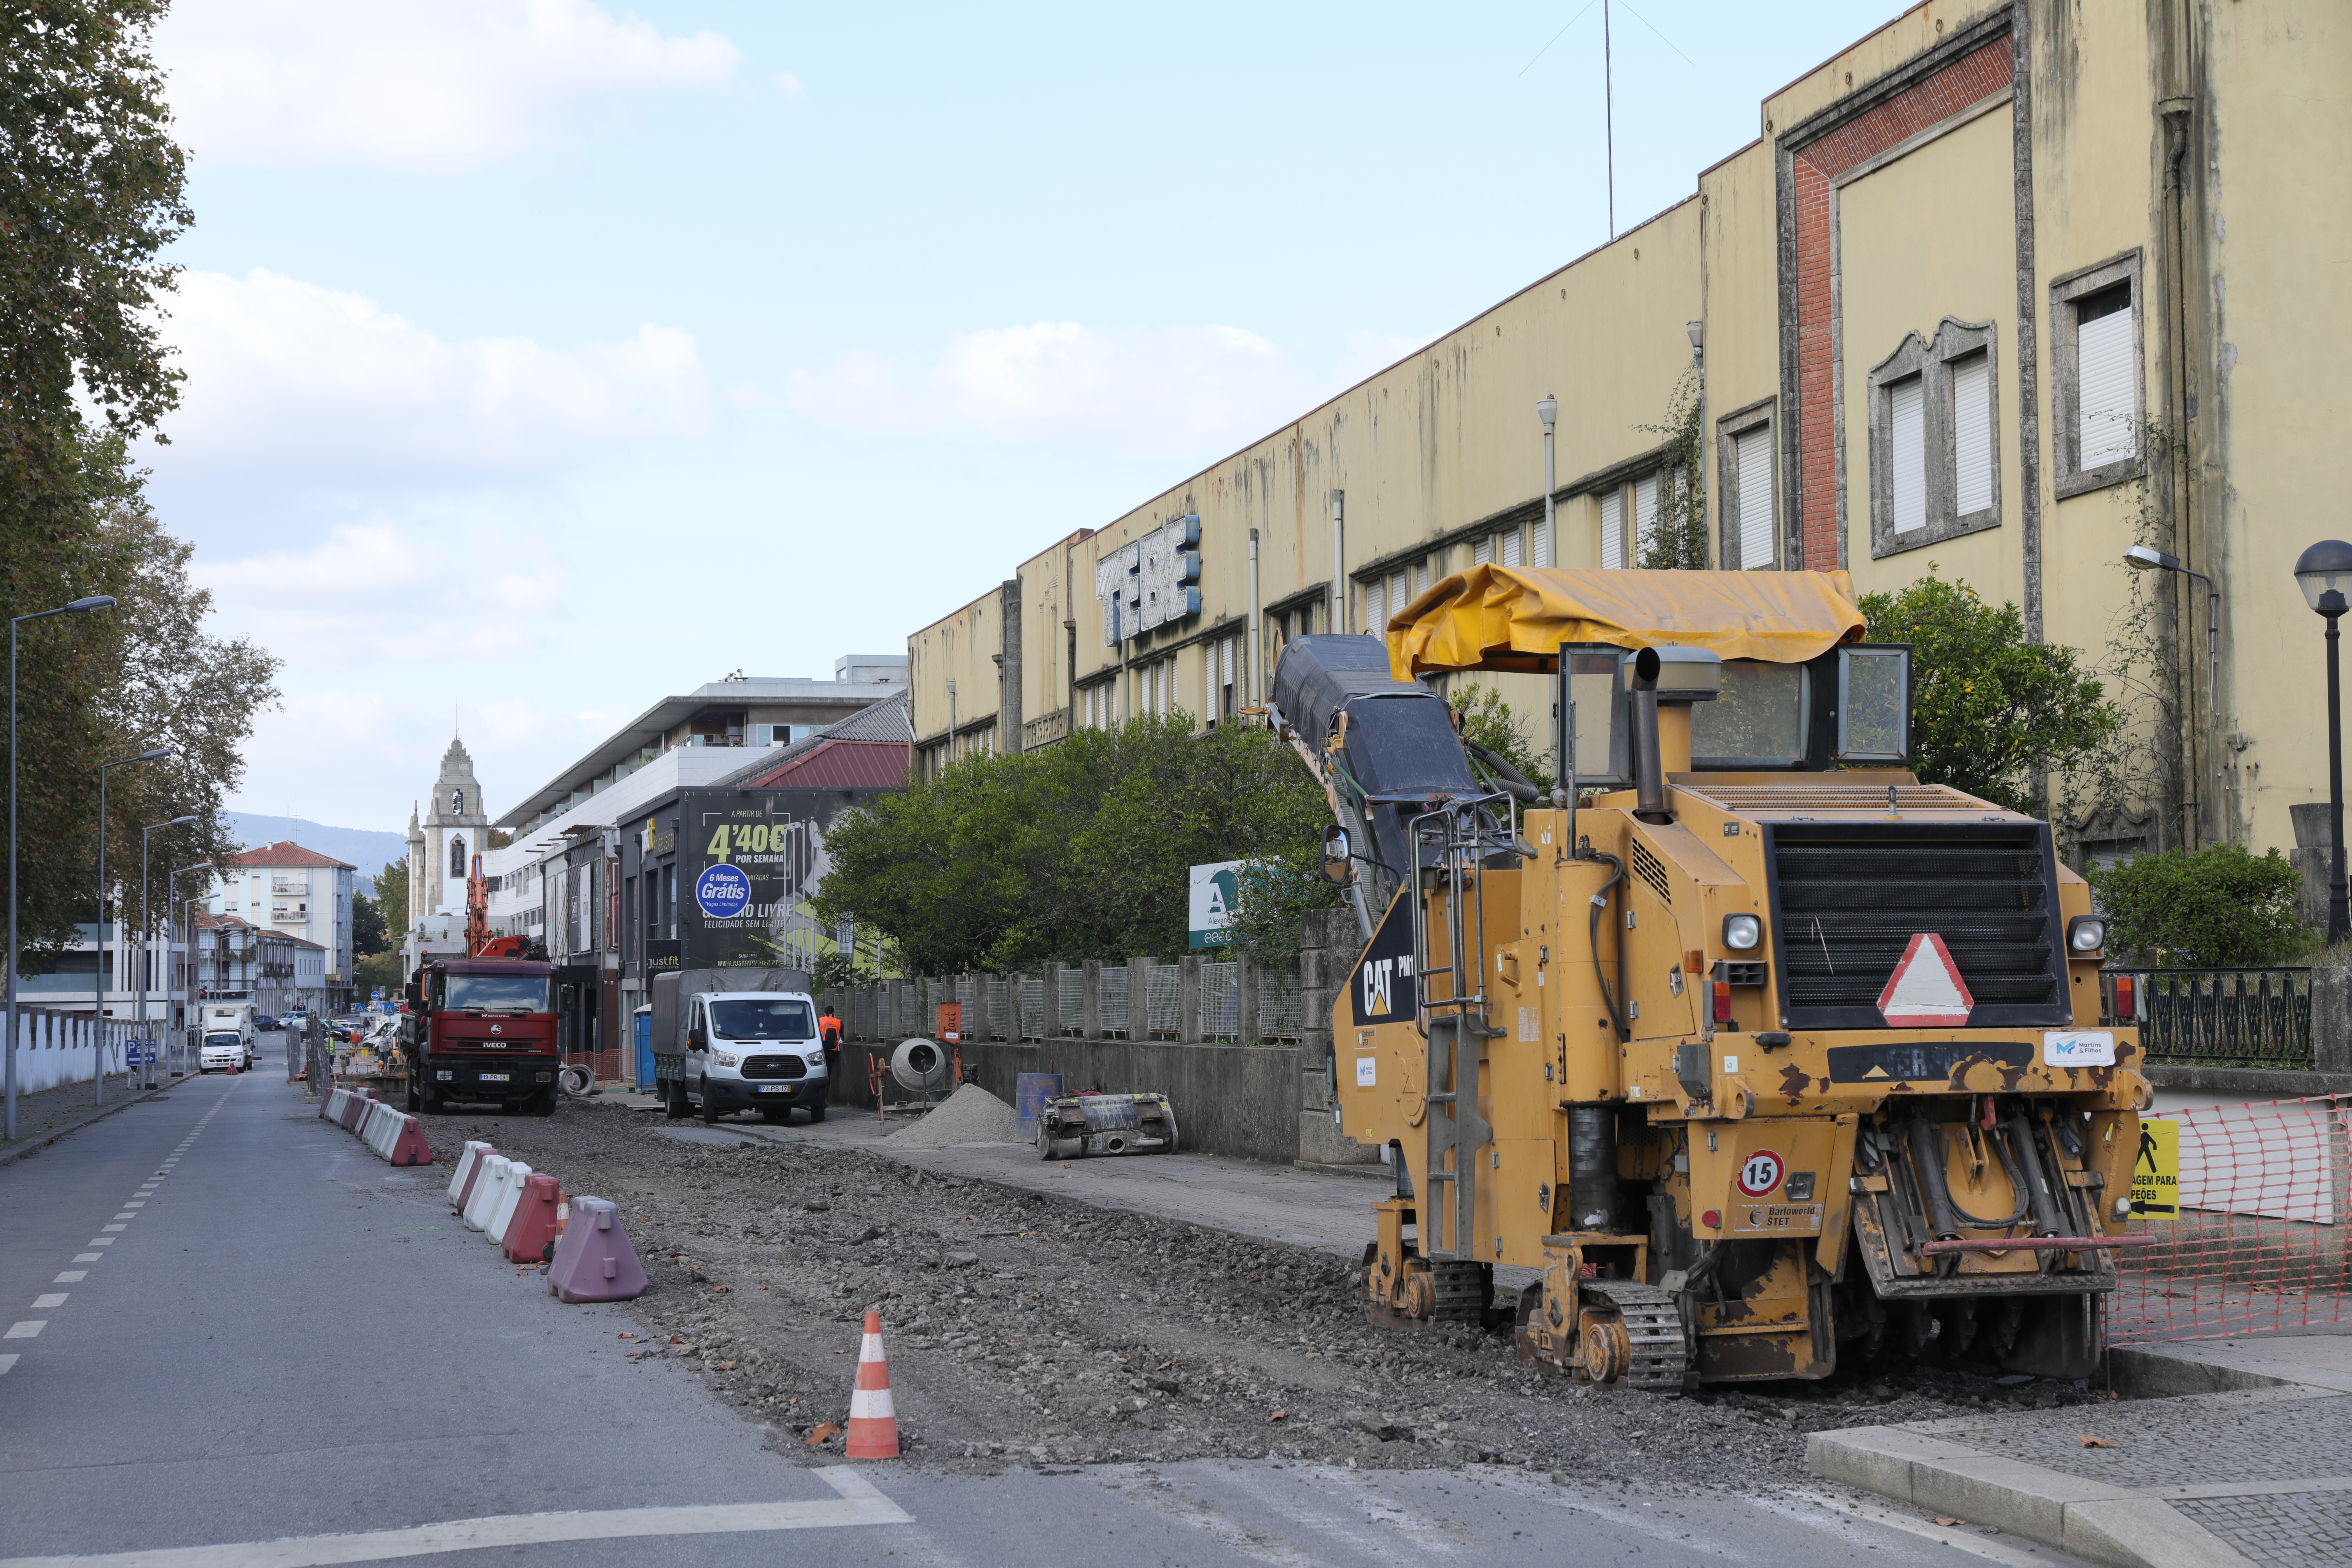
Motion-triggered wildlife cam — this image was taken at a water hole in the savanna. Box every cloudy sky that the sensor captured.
[143,0,1902,834]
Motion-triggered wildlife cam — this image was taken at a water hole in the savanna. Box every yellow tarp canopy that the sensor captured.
[1385,566,1868,678]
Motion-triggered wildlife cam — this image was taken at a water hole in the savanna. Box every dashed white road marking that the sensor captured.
[31,1294,66,1309]
[86,1238,114,1247]
[54,1273,85,1284]
[6,1322,47,1339]
[72,1254,100,1264]
[0,1466,913,1567]
[0,1354,16,1375]
[99,1225,125,1233]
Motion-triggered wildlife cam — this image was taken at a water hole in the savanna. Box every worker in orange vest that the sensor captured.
[818,1008,843,1075]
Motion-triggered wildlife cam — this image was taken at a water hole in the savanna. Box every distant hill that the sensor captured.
[224,814,407,882]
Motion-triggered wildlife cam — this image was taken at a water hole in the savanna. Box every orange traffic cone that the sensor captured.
[845,1309,899,1459]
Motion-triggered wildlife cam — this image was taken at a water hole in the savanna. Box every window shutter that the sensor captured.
[1601,491,1624,570]
[1500,528,1523,568]
[1634,474,1661,563]
[1389,571,1409,621]
[1365,577,1384,631]
[1531,514,1553,567]
[1472,536,1493,566]
[1953,353,1994,515]
[1890,376,1927,534]
[1414,560,1429,595]
[2078,303,2136,468]
[1735,426,1774,569]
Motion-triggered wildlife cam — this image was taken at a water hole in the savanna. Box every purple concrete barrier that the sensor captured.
[547,1196,646,1303]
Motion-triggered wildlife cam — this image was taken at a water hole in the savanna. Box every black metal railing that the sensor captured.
[2099,967,2313,1070]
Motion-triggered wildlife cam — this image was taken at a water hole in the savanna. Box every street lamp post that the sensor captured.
[2294,541,2352,944]
[6,594,117,1142]
[169,862,211,1080]
[138,816,197,1088]
[93,747,172,1105]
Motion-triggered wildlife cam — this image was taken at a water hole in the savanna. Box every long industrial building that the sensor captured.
[907,0,2342,867]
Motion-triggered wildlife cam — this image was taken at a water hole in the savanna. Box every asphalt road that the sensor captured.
[0,1074,2088,1567]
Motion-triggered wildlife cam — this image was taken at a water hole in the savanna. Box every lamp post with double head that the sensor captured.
[138,816,197,1087]
[168,861,211,1080]
[6,594,117,1142]
[2295,541,2352,944]
[93,747,172,1104]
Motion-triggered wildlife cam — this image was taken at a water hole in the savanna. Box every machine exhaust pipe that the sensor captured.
[1628,647,1670,822]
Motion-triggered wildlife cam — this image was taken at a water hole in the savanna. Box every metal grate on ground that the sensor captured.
[2106,1093,2352,1345]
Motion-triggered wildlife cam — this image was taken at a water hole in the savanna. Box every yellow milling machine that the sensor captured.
[1272,567,2150,1390]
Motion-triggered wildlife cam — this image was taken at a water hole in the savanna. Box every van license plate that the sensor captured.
[478,1073,508,1082]
[757,1084,787,1093]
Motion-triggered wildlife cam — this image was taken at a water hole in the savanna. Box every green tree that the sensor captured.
[350,889,386,957]
[1448,684,1553,793]
[353,949,403,997]
[813,716,1331,974]
[1855,570,2120,814]
[371,859,409,938]
[2086,844,2313,967]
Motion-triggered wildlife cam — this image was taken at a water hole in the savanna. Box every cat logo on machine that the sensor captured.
[1736,1149,1785,1198]
[1349,894,1419,1026]
[1362,957,1410,1017]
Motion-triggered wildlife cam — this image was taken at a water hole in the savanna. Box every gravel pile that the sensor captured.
[884,1083,1023,1148]
[465,1101,2102,1484]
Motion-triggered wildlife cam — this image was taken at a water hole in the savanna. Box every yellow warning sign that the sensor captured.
[2130,1118,2179,1218]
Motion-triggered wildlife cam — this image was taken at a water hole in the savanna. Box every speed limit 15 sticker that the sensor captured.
[1736,1149,1785,1198]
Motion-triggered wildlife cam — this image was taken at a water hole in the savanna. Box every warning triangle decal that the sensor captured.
[1877,932,1974,1028]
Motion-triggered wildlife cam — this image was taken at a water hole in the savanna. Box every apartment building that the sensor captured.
[908,0,2343,863]
[205,842,356,1005]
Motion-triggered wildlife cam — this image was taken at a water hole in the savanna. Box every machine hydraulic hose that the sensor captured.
[1585,851,1629,1042]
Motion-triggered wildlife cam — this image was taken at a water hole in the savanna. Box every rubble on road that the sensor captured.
[468,1101,2099,1482]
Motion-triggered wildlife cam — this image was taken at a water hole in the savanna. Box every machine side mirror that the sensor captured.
[1321,824,1356,885]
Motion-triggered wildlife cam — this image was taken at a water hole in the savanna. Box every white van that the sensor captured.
[659,987,830,1126]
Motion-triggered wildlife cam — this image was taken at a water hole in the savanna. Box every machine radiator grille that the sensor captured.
[1629,840,1673,905]
[1768,824,2067,1027]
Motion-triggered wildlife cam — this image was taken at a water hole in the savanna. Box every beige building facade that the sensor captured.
[907,0,2345,863]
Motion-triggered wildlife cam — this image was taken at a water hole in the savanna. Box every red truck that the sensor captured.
[399,957,559,1115]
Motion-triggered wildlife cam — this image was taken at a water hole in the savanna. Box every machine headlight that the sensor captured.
[1722,914,1762,951]
[2067,916,2106,954]
[710,1051,739,1068]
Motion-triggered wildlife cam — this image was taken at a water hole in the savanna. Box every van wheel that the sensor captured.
[805,1104,826,1124]
[700,1088,723,1125]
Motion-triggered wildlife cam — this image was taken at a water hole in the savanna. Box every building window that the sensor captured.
[1600,489,1625,569]
[1633,473,1662,564]
[1866,317,2001,558]
[2051,252,2144,496]
[1717,404,1777,570]
[1531,514,1553,568]
[1499,527,1523,568]
[448,835,466,879]
[1471,535,1493,567]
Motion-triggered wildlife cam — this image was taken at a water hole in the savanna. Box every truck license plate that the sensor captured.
[479,1072,508,1082]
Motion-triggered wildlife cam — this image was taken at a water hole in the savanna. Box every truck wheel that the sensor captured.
[531,1089,558,1117]
[405,1078,421,1113]
[421,1085,444,1115]
[664,1081,688,1120]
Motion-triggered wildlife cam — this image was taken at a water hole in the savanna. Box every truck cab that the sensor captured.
[197,1003,258,1071]
[399,957,559,1115]
[652,974,828,1126]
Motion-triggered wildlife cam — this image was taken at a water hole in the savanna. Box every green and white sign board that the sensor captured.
[1188,860,1251,949]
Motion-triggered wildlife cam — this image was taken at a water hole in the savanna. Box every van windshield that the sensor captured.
[710,999,814,1041]
[203,1032,242,1047]
[443,975,550,1013]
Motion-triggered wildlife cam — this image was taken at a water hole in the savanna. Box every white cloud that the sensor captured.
[786,321,1320,456]
[156,0,742,169]
[162,269,710,481]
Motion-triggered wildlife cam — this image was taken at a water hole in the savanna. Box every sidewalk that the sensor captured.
[643,1101,1396,1259]
[0,1072,176,1164]
[1810,1332,2352,1567]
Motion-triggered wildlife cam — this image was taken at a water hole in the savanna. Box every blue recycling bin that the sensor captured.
[634,1007,654,1088]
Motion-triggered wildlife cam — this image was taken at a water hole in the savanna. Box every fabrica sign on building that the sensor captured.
[694,863,751,920]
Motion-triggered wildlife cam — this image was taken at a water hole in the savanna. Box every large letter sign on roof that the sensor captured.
[1876,932,1973,1028]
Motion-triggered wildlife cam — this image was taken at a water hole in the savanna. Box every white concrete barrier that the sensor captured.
[462,1155,511,1232]
[484,1160,533,1246]
[447,1141,493,1206]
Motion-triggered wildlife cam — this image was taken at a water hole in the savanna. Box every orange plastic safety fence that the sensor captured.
[2104,1093,2352,1345]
